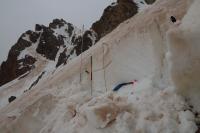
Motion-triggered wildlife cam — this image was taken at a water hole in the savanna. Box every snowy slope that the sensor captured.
[0,0,199,133]
[0,20,97,109]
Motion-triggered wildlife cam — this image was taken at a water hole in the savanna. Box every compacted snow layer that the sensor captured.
[0,77,197,133]
[0,0,199,132]
[167,0,200,112]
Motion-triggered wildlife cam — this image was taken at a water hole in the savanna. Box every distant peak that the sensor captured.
[49,18,67,29]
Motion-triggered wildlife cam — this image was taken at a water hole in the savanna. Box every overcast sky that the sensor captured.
[0,0,116,63]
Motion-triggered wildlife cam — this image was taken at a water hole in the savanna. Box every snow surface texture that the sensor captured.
[0,0,199,132]
[167,0,200,112]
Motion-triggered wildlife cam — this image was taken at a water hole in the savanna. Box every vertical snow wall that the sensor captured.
[167,0,200,111]
[77,0,192,94]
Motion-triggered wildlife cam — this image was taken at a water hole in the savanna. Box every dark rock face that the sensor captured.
[26,30,40,43]
[55,30,97,67]
[35,24,43,31]
[0,33,37,86]
[91,0,138,40]
[66,23,74,37]
[91,0,157,40]
[36,26,64,60]
[73,30,97,56]
[8,96,16,103]
[28,71,46,90]
[16,55,36,76]
[36,19,77,61]
[56,49,67,68]
[49,18,66,29]
[197,128,200,133]
[145,0,156,4]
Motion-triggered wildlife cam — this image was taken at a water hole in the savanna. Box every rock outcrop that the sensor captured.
[8,96,16,103]
[36,24,64,60]
[91,0,157,40]
[91,0,138,40]
[0,31,37,86]
[145,0,156,4]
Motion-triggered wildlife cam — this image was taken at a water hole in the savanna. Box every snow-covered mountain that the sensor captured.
[0,18,97,87]
[0,0,200,133]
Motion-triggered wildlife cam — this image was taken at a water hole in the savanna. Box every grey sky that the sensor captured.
[0,0,115,63]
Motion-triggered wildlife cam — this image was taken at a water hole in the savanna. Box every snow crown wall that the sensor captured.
[167,0,200,111]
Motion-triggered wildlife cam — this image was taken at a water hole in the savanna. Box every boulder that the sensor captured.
[8,96,16,103]
[86,102,120,128]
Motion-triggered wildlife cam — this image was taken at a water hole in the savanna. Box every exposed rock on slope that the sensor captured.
[91,0,157,40]
[145,0,156,4]
[91,0,138,40]
[0,31,37,86]
[36,25,64,60]
[72,30,97,56]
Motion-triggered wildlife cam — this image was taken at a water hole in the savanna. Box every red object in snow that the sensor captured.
[131,80,138,85]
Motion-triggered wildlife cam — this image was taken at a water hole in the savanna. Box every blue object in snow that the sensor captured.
[113,82,133,92]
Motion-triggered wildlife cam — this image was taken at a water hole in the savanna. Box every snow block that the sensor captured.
[85,102,120,128]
